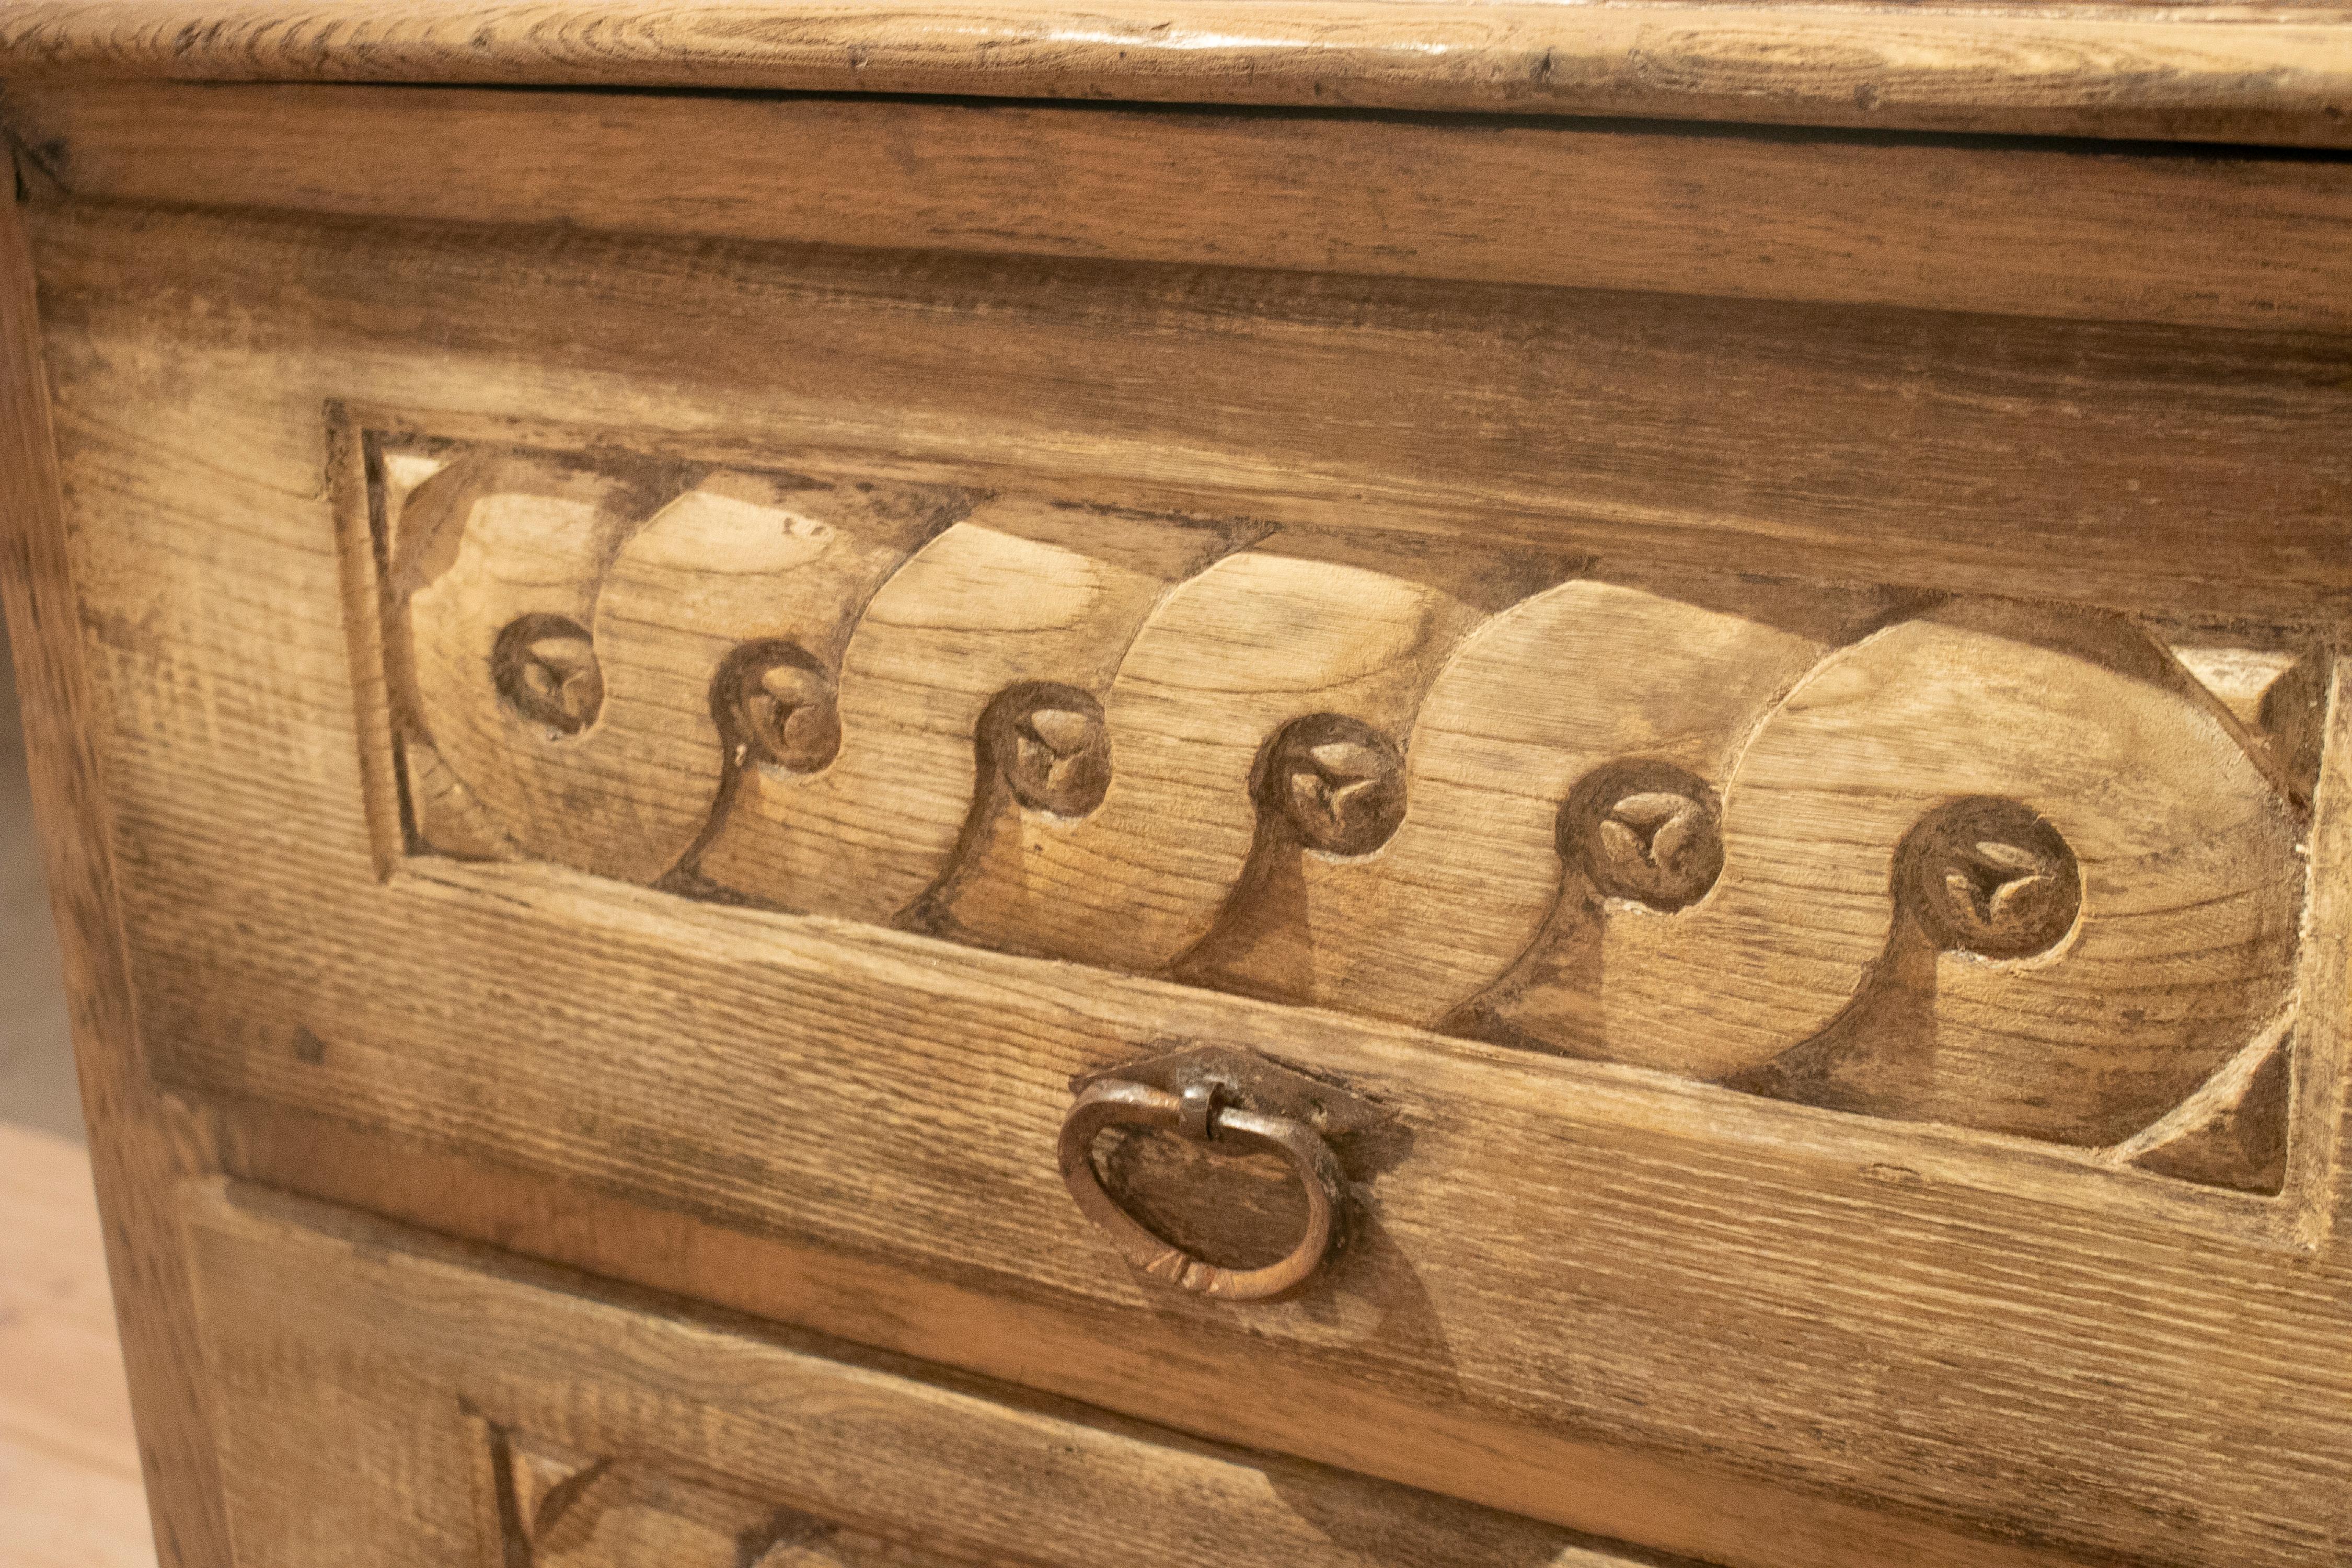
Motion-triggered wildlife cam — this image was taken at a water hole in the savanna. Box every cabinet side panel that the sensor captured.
[0,185,228,1565]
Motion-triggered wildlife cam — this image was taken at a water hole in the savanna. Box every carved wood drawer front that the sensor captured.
[13,70,2352,1568]
[186,1181,1652,1568]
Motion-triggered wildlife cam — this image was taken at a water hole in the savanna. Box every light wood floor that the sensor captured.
[0,1122,158,1568]
[1,613,157,1566]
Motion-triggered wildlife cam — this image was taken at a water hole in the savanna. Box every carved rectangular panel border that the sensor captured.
[334,404,2351,1232]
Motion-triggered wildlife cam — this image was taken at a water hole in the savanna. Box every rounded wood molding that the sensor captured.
[3,2,2349,147]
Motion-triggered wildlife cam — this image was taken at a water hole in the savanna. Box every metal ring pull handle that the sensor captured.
[1057,1077,1345,1301]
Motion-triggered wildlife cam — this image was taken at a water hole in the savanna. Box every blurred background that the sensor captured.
[2,603,158,1568]
[3,607,79,1139]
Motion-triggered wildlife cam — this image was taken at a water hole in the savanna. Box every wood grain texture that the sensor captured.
[374,437,2313,1158]
[3,1,2351,145]
[399,453,966,883]
[178,843,2349,1568]
[214,1108,2042,1568]
[697,497,1233,923]
[23,192,2352,1568]
[930,531,1512,973]
[2113,1013,2295,1192]
[1192,576,1884,1024]
[2299,661,2352,1236]
[28,202,2352,628]
[491,1426,972,1567]
[187,1178,1680,1568]
[224,1096,2352,1568]
[0,185,225,1568]
[21,167,2352,1568]
[1532,605,2303,1142]
[11,83,2352,333]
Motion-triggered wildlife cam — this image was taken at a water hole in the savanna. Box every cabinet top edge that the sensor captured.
[3,1,2352,148]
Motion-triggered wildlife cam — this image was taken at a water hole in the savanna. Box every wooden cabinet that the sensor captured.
[4,7,2348,1567]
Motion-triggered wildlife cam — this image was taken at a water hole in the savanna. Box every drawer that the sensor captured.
[10,74,2352,1568]
[184,1180,1651,1568]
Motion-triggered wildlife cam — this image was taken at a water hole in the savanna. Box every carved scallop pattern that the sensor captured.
[381,437,2318,1186]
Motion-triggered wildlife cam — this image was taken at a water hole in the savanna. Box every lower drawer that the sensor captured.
[183,1180,1652,1568]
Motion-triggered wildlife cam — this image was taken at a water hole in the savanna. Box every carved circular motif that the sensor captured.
[984,682,1112,818]
[491,613,604,736]
[1895,796,2081,960]
[1261,714,1405,858]
[716,641,841,774]
[1559,759,1725,912]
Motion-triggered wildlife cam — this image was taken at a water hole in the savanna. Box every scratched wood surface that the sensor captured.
[21,177,2352,1568]
[188,1179,1677,1568]
[3,1,2350,145]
